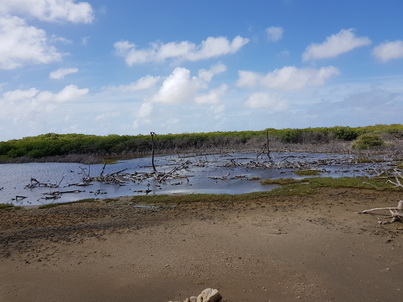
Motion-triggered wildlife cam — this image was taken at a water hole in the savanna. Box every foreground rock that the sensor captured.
[169,288,223,302]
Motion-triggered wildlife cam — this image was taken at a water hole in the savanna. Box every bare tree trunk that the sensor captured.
[266,129,273,161]
[150,132,157,173]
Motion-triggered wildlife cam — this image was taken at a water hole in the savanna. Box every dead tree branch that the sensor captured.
[360,200,403,223]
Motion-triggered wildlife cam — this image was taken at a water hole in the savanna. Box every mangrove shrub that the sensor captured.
[352,134,385,150]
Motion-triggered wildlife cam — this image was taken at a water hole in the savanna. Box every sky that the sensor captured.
[1,0,403,141]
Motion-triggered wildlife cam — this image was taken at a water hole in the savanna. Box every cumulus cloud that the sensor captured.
[50,67,78,79]
[114,35,249,65]
[266,26,283,42]
[0,16,63,69]
[373,40,403,62]
[0,0,94,23]
[302,29,371,61]
[237,66,340,90]
[0,84,88,129]
[150,67,204,104]
[195,84,228,104]
[2,85,88,107]
[150,64,227,105]
[245,92,288,111]
[0,85,89,139]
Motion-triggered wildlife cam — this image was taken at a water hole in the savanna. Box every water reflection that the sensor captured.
[0,152,396,206]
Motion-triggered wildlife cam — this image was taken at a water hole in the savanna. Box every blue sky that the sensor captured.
[1,0,403,141]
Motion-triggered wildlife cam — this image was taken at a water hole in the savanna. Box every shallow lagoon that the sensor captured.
[0,152,394,206]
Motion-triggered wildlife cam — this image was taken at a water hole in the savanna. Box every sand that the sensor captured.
[1,188,402,302]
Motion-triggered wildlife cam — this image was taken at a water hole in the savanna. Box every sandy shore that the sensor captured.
[1,188,402,302]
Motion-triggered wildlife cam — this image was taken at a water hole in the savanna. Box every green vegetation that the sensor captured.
[352,134,385,150]
[293,169,321,176]
[261,176,396,196]
[260,178,301,185]
[38,198,97,209]
[0,124,402,161]
[131,193,237,204]
[0,203,21,211]
[135,176,399,202]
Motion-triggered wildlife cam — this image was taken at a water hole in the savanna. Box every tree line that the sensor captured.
[0,124,402,160]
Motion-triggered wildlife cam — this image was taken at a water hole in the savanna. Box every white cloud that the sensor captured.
[0,16,63,69]
[103,75,161,93]
[3,87,37,100]
[187,36,249,61]
[302,29,371,61]
[236,71,260,88]
[0,85,88,128]
[237,66,340,90]
[137,102,154,119]
[133,102,154,130]
[0,0,94,23]
[50,67,78,79]
[2,85,88,108]
[266,26,283,42]
[35,85,88,104]
[0,85,90,139]
[373,40,403,62]
[114,35,249,66]
[150,64,228,105]
[195,84,228,104]
[198,63,227,82]
[50,35,72,45]
[245,92,288,111]
[150,67,204,104]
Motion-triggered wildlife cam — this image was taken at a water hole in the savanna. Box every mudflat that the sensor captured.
[1,188,402,302]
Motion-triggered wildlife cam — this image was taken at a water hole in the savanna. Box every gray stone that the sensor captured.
[197,288,222,302]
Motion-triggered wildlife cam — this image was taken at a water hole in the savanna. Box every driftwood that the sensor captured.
[386,169,403,188]
[360,200,403,223]
[360,169,403,223]
[25,177,62,189]
[209,173,230,180]
[153,162,189,183]
[40,190,85,200]
[82,168,128,185]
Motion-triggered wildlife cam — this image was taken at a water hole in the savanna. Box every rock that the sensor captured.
[168,288,222,302]
[197,288,222,302]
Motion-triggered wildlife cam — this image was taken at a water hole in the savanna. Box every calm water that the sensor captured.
[0,152,392,206]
